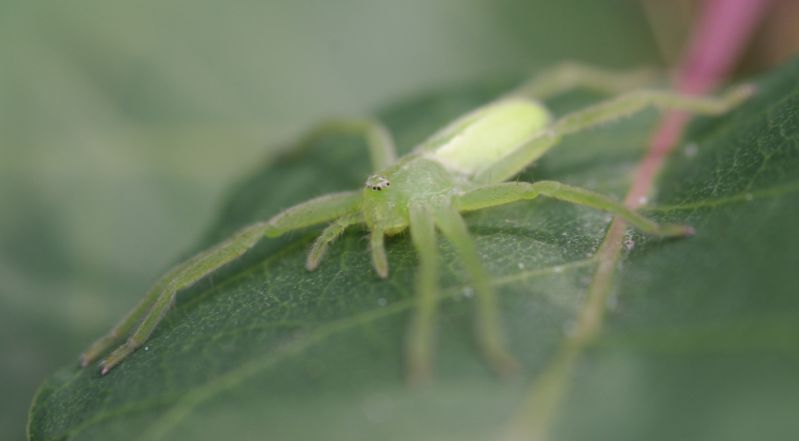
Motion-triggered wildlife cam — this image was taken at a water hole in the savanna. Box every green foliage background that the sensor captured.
[5,1,797,440]
[26,52,799,440]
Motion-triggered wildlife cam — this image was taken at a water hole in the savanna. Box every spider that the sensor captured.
[80,63,752,383]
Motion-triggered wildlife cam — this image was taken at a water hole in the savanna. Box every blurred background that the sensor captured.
[1,1,797,439]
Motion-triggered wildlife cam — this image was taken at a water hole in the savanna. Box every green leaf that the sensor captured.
[29,58,799,441]
[2,3,657,439]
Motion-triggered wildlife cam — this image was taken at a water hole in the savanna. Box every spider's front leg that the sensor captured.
[405,198,519,384]
[83,113,397,374]
[82,191,361,374]
[405,202,440,385]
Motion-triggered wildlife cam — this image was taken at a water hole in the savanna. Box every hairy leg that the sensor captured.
[306,211,363,271]
[456,181,693,237]
[80,228,269,368]
[405,202,440,385]
[265,191,362,237]
[475,84,754,183]
[95,223,271,373]
[370,229,389,279]
[552,84,754,136]
[510,62,661,101]
[432,203,519,377]
[80,264,186,367]
[300,119,398,171]
[88,191,361,374]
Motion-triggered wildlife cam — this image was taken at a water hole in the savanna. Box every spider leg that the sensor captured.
[474,84,754,183]
[456,181,693,237]
[264,191,362,237]
[510,61,661,101]
[432,202,520,377]
[370,229,389,279]
[473,134,559,184]
[79,263,187,367]
[551,84,754,137]
[405,202,440,385]
[300,119,398,171]
[87,191,361,374]
[306,211,363,271]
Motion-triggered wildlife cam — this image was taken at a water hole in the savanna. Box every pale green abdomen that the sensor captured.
[421,98,552,175]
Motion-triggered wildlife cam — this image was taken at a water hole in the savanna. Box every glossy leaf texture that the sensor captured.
[29,57,799,441]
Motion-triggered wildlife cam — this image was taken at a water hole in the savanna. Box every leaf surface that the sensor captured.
[29,58,799,441]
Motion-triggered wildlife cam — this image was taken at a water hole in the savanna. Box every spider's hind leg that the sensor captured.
[474,83,754,184]
[551,84,754,137]
[511,61,662,101]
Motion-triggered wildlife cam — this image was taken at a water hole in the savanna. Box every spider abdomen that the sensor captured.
[422,98,552,175]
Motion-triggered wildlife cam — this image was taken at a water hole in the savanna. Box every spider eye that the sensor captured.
[365,175,390,191]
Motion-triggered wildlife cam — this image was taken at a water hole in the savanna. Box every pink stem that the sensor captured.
[626,0,773,208]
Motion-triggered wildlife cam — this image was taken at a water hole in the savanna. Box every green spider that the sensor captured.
[80,63,753,382]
